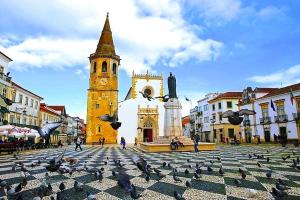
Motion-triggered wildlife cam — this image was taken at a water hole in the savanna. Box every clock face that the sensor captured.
[100,78,108,85]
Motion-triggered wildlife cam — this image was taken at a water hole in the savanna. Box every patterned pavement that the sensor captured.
[0,145,300,200]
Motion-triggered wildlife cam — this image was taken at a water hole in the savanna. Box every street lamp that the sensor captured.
[210,118,216,142]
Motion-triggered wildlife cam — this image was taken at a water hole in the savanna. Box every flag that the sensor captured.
[290,88,295,105]
[185,96,190,101]
[270,99,276,111]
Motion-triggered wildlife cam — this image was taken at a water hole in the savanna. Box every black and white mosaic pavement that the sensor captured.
[0,145,300,200]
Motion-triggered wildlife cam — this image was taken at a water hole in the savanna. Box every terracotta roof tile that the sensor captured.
[257,82,300,100]
[208,92,243,102]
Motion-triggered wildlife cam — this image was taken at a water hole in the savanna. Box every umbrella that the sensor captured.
[0,130,8,136]
[25,129,40,137]
[0,125,15,132]
[0,106,10,113]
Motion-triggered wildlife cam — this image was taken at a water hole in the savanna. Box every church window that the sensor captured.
[96,104,99,109]
[112,63,117,75]
[102,61,107,72]
[144,88,152,96]
[98,126,101,132]
[93,62,97,73]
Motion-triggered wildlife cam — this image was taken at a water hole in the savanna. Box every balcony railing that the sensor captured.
[10,123,39,130]
[260,117,271,124]
[274,115,288,123]
[243,119,250,126]
[293,113,300,121]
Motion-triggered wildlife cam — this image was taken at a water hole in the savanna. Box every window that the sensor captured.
[262,108,269,117]
[227,101,232,109]
[29,119,32,125]
[198,106,202,112]
[35,101,38,109]
[2,88,7,97]
[212,115,216,120]
[96,104,100,109]
[112,63,117,75]
[219,114,222,121]
[19,94,23,103]
[25,97,28,105]
[204,104,208,111]
[218,102,222,109]
[34,119,37,126]
[102,61,107,72]
[11,92,16,102]
[228,128,235,138]
[212,104,215,111]
[98,126,101,132]
[0,66,3,73]
[204,116,209,123]
[93,62,97,73]
[30,99,34,107]
[9,115,14,123]
[277,105,285,115]
[17,117,20,124]
[23,117,27,125]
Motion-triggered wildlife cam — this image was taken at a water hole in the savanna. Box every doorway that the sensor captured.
[280,127,287,143]
[143,129,153,142]
[264,129,270,143]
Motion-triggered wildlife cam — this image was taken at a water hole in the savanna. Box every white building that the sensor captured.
[196,93,219,142]
[118,71,165,144]
[9,82,43,129]
[240,84,300,143]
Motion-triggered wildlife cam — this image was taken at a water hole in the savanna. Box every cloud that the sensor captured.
[75,69,82,75]
[0,0,223,75]
[256,6,286,19]
[248,64,300,87]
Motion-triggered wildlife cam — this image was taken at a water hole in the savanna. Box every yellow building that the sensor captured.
[86,14,120,144]
[208,92,242,143]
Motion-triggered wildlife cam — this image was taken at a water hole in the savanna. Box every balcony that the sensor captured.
[10,123,39,130]
[260,117,271,124]
[274,115,288,123]
[293,113,300,121]
[243,119,251,126]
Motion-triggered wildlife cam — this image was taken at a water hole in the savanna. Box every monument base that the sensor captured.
[139,142,216,152]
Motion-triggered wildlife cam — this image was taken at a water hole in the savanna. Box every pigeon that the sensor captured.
[195,168,202,175]
[185,180,192,188]
[238,168,244,174]
[217,157,221,161]
[139,91,155,101]
[248,188,257,198]
[104,161,108,165]
[276,182,290,191]
[266,171,272,178]
[64,157,78,165]
[222,109,256,125]
[234,179,241,186]
[116,171,133,192]
[167,163,172,169]
[162,162,166,168]
[297,157,299,164]
[272,187,287,198]
[130,184,142,199]
[188,164,192,169]
[187,159,190,163]
[266,157,270,163]
[145,175,150,182]
[59,182,65,191]
[194,173,201,179]
[132,156,150,175]
[0,179,7,188]
[184,169,189,175]
[112,170,117,177]
[6,183,22,196]
[174,191,185,200]
[257,162,261,168]
[219,166,224,175]
[0,94,16,106]
[173,174,182,182]
[74,181,84,192]
[95,170,103,181]
[98,111,122,130]
[278,178,287,186]
[86,191,96,200]
[207,166,213,173]
[241,172,246,179]
[155,95,169,102]
[248,154,252,159]
[46,150,65,172]
[38,122,62,145]
[21,178,27,187]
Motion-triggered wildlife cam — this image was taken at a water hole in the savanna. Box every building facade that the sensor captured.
[86,14,120,144]
[240,84,300,143]
[0,51,13,125]
[47,105,67,143]
[208,92,242,143]
[9,82,43,130]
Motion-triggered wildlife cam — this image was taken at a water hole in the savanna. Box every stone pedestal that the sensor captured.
[163,98,183,138]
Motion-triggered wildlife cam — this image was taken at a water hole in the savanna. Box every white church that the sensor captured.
[118,71,166,144]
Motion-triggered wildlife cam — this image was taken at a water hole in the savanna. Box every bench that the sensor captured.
[0,143,17,154]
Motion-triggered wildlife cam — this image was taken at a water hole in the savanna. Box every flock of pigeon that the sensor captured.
[0,146,299,199]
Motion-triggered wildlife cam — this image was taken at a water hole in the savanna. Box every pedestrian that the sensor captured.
[57,140,63,148]
[75,137,82,151]
[120,137,126,149]
[134,137,137,146]
[101,137,105,147]
[194,135,199,153]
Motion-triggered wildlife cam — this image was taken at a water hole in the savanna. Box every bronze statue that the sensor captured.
[168,72,177,99]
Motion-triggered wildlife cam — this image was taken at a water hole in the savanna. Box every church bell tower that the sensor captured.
[86,13,120,144]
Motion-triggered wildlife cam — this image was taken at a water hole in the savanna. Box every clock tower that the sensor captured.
[86,13,120,144]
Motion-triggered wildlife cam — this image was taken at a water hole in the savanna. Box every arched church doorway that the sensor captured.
[143,120,153,142]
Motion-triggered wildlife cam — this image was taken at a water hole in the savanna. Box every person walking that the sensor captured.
[194,134,199,153]
[75,137,82,151]
[120,137,126,149]
[101,137,105,147]
[134,137,137,146]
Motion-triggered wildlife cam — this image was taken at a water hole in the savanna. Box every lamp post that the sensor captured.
[210,118,216,142]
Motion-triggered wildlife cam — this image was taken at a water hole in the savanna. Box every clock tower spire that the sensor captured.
[86,14,120,144]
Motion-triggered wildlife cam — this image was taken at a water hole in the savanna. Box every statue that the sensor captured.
[168,72,177,99]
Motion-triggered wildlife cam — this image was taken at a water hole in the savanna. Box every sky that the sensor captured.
[0,0,300,120]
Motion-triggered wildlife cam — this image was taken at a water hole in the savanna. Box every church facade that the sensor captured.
[118,71,165,144]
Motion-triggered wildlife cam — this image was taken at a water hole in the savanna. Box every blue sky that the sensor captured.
[0,0,300,119]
